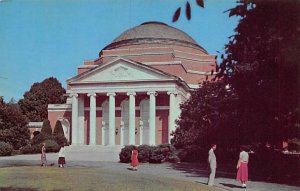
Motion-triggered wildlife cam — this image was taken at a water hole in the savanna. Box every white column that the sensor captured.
[127,92,136,145]
[107,92,116,145]
[78,95,85,145]
[147,91,157,145]
[167,91,178,143]
[101,121,106,145]
[88,93,96,145]
[139,121,143,145]
[120,121,124,146]
[70,93,78,145]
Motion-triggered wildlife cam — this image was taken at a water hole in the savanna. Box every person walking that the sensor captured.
[131,146,139,171]
[58,144,66,168]
[207,144,217,186]
[41,142,47,167]
[236,145,249,188]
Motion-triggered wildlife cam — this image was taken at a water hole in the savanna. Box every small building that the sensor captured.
[48,22,216,146]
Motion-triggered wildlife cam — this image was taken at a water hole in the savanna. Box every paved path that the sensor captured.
[0,151,299,191]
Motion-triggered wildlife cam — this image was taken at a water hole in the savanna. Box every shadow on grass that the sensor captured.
[219,183,244,189]
[169,162,234,179]
[169,162,300,187]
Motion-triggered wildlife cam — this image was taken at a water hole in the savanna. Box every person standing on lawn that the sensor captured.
[207,143,217,186]
[58,144,66,168]
[236,145,249,188]
[131,146,139,171]
[41,142,47,167]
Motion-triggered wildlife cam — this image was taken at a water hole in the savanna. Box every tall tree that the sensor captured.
[19,77,66,121]
[0,101,30,149]
[217,0,300,143]
[172,80,239,160]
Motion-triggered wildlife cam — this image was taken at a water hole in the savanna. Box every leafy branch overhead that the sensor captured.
[173,0,204,22]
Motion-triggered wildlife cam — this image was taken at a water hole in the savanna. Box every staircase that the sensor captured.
[66,145,124,162]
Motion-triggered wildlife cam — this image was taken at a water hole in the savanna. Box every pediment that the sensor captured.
[70,58,175,83]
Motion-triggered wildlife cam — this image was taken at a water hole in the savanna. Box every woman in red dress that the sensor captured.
[131,146,139,171]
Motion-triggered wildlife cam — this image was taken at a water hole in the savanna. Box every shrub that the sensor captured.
[0,141,13,156]
[44,139,60,152]
[53,120,64,136]
[32,133,52,145]
[53,134,68,146]
[41,119,52,135]
[149,147,164,163]
[119,144,180,163]
[33,131,40,137]
[20,144,41,154]
[137,145,152,162]
[119,145,134,163]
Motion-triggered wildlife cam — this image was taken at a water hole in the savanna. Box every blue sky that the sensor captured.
[0,0,238,102]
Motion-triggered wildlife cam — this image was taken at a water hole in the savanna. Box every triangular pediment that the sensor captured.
[69,58,176,83]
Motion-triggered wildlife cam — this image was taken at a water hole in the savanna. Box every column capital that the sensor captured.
[107,92,116,97]
[69,93,78,98]
[147,91,157,96]
[126,92,136,96]
[87,92,96,97]
[167,91,178,96]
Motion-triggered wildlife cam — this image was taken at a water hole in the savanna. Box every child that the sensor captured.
[58,144,66,168]
[41,143,47,167]
[131,146,139,171]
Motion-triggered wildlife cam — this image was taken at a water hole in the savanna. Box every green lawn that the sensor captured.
[0,166,219,191]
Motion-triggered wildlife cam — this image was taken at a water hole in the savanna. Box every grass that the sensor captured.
[0,166,219,191]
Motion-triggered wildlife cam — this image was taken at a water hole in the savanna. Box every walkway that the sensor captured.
[0,147,299,191]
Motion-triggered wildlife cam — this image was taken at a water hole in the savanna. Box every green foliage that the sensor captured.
[20,144,41,154]
[53,120,64,136]
[119,144,179,163]
[53,134,68,146]
[44,139,60,152]
[172,80,239,154]
[217,0,300,143]
[0,141,13,156]
[32,133,52,145]
[0,102,30,149]
[119,145,134,163]
[18,77,66,122]
[41,119,52,135]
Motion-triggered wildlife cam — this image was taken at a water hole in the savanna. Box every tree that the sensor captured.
[41,119,52,135]
[52,120,68,146]
[53,120,64,136]
[171,80,239,161]
[18,77,66,122]
[217,0,300,143]
[0,101,30,149]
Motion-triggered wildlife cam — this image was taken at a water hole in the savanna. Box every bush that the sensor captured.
[119,145,134,163]
[137,145,152,162]
[149,147,164,163]
[0,141,13,156]
[53,120,64,136]
[44,139,60,152]
[53,134,69,146]
[32,133,52,145]
[41,119,52,135]
[119,144,179,163]
[33,131,40,137]
[20,144,41,154]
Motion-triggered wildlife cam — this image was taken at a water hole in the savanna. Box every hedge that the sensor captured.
[119,144,179,163]
[0,141,13,156]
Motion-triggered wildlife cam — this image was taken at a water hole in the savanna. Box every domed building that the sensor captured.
[48,22,216,146]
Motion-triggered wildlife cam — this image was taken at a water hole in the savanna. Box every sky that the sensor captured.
[0,0,238,102]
